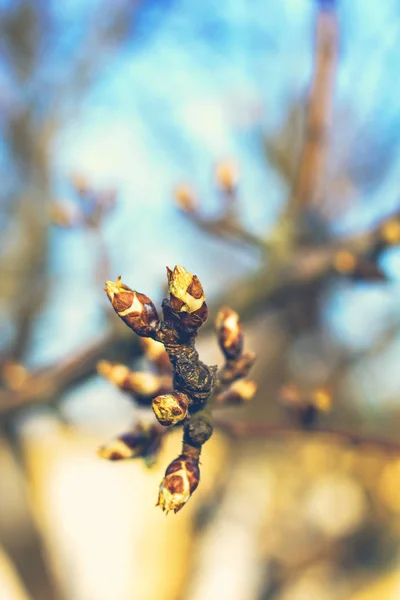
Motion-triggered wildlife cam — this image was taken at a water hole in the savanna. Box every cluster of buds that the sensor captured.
[51,174,117,230]
[99,265,256,514]
[280,383,332,427]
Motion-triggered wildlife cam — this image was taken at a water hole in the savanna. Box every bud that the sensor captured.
[216,379,257,405]
[219,351,256,384]
[215,159,239,194]
[174,184,197,213]
[98,424,162,461]
[333,250,357,274]
[333,252,386,281]
[280,384,332,413]
[312,387,332,412]
[157,453,200,514]
[50,201,81,228]
[1,361,28,391]
[166,265,208,330]
[97,361,171,400]
[70,173,91,197]
[105,277,160,336]
[215,306,243,360]
[381,219,400,246]
[140,338,172,373]
[152,391,189,426]
[184,414,213,446]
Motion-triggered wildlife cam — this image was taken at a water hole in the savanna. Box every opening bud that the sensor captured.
[105,277,159,336]
[157,453,200,514]
[215,306,243,360]
[152,391,189,426]
[166,265,208,329]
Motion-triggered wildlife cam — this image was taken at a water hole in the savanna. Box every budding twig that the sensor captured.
[102,265,258,513]
[104,265,220,512]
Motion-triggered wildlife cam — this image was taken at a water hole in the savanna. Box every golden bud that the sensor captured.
[97,361,171,401]
[215,159,239,193]
[105,277,159,336]
[98,424,162,461]
[312,387,332,412]
[97,360,130,387]
[381,219,400,246]
[1,361,28,391]
[333,251,356,274]
[174,184,197,213]
[157,454,200,514]
[280,384,332,414]
[166,265,208,330]
[140,338,172,373]
[216,379,257,405]
[152,392,189,426]
[215,306,243,360]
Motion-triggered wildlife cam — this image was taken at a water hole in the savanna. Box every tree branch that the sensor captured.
[214,418,400,454]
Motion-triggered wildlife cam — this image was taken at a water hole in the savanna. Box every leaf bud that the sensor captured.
[152,391,189,426]
[215,306,243,360]
[98,424,162,461]
[105,277,159,336]
[157,453,200,514]
[174,184,197,213]
[166,265,208,330]
[97,361,171,401]
[216,379,257,405]
[215,159,239,194]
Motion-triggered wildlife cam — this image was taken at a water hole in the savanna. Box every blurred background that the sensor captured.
[1,0,400,598]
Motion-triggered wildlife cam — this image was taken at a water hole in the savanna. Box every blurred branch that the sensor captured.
[214,207,400,321]
[0,324,137,418]
[290,1,338,213]
[1,207,398,418]
[0,434,66,600]
[174,180,270,253]
[215,418,400,453]
[182,211,270,252]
